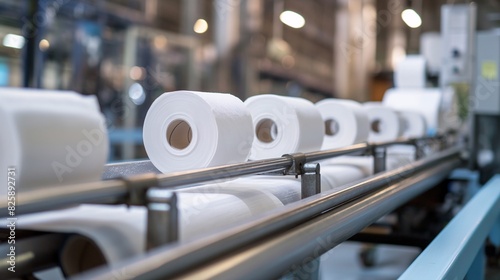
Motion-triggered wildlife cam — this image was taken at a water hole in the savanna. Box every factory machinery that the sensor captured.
[2,3,500,280]
[1,132,498,279]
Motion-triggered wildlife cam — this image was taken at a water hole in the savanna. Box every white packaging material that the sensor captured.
[0,89,108,196]
[244,94,324,159]
[363,102,404,142]
[394,55,427,88]
[143,91,254,173]
[315,99,370,150]
[399,111,427,138]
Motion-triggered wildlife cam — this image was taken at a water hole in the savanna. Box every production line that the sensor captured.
[0,85,468,279]
[1,2,500,279]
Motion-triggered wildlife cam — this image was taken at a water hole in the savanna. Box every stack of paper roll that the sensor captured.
[0,89,109,196]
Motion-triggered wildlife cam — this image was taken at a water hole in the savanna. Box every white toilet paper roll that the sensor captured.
[244,94,324,159]
[315,99,369,150]
[143,91,254,173]
[0,89,108,196]
[363,103,404,142]
[13,188,285,266]
[382,87,459,135]
[394,55,427,88]
[320,165,366,191]
[399,111,427,138]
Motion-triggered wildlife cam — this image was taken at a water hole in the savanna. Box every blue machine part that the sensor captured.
[399,174,500,280]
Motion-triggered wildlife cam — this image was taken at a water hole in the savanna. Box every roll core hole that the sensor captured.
[325,119,340,136]
[371,119,381,133]
[256,118,278,143]
[166,119,192,150]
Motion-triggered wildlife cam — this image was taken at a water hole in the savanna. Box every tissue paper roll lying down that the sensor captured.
[363,102,404,142]
[143,91,254,173]
[14,165,367,272]
[321,150,418,176]
[315,99,369,150]
[244,94,324,160]
[0,89,108,196]
[383,87,460,134]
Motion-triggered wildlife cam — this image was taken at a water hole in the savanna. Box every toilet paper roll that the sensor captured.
[143,91,254,173]
[0,89,108,196]
[363,103,404,142]
[315,99,370,150]
[399,111,427,138]
[320,165,367,191]
[13,189,285,266]
[382,87,459,135]
[394,55,427,88]
[244,94,324,159]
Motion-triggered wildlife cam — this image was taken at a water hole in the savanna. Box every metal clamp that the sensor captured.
[282,153,321,199]
[372,146,387,173]
[282,153,307,177]
[146,188,179,250]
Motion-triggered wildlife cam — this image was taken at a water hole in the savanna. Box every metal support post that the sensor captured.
[146,188,179,250]
[373,146,386,173]
[301,163,321,199]
[413,141,425,160]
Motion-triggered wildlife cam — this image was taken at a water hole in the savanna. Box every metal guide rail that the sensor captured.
[76,144,463,280]
[0,136,443,218]
[0,136,451,278]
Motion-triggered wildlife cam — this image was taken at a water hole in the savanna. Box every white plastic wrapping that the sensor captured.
[143,91,254,173]
[244,94,324,159]
[0,89,108,196]
[315,99,369,150]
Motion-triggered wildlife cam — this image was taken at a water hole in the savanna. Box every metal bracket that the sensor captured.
[282,153,307,177]
[412,140,425,160]
[282,153,321,199]
[301,163,321,199]
[146,188,179,250]
[119,173,159,206]
[372,146,387,173]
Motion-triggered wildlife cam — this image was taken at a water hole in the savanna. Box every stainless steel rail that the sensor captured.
[74,145,461,280]
[180,159,460,279]
[1,137,442,217]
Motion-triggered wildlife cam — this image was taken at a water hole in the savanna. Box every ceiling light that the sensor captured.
[401,9,422,28]
[3,34,25,49]
[194,19,208,34]
[280,11,305,29]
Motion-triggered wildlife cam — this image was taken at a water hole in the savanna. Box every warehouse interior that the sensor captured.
[0,0,500,279]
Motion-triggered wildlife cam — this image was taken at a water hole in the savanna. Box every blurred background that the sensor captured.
[0,0,499,161]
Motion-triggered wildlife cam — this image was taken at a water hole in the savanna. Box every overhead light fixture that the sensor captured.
[3,34,25,49]
[280,11,305,29]
[193,19,208,34]
[39,39,50,51]
[401,8,422,28]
